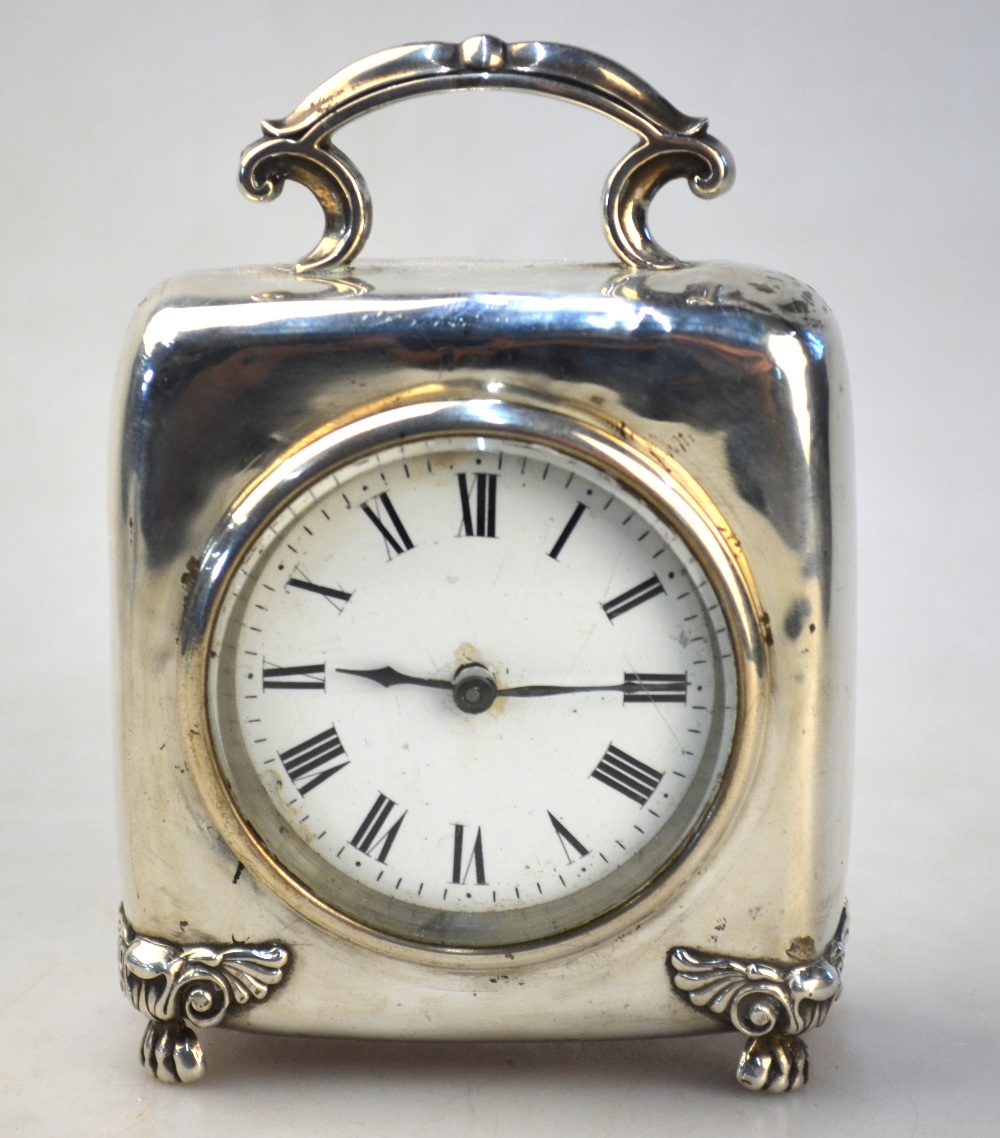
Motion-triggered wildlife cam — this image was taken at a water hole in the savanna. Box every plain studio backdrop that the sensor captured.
[1,2,997,1135]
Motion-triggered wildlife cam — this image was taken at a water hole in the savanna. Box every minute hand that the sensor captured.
[499,679,655,698]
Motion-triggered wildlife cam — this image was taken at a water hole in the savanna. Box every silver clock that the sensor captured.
[115,36,852,1094]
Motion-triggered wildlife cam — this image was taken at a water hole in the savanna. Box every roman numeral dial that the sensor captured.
[211,435,738,946]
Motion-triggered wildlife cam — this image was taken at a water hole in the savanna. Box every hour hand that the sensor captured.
[336,665,452,691]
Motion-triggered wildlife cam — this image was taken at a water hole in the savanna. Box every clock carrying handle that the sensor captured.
[239,35,734,273]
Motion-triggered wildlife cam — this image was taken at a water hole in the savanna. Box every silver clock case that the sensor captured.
[113,260,852,1041]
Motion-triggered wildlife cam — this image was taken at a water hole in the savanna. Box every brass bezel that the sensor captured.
[178,386,769,968]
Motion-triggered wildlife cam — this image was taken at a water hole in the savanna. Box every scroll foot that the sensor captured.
[736,1033,808,1092]
[140,1019,206,1084]
[119,908,289,1085]
[667,905,848,1094]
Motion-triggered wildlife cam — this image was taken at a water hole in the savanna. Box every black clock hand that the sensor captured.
[499,679,650,698]
[336,665,453,691]
[337,666,680,701]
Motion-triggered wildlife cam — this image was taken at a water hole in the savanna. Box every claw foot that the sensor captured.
[140,1019,206,1084]
[736,1033,808,1092]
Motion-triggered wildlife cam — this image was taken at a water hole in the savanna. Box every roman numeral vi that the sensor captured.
[451,824,487,885]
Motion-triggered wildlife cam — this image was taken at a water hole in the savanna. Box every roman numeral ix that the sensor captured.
[277,725,347,795]
[262,662,325,690]
[602,575,665,621]
[458,473,497,537]
[623,672,689,703]
[451,824,487,885]
[362,492,414,558]
[591,744,664,805]
[350,794,407,863]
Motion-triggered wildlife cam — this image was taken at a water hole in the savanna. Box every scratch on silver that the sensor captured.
[118,909,290,1084]
[239,35,734,272]
[667,906,848,1092]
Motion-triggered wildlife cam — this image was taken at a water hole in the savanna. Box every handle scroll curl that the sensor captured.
[240,35,734,272]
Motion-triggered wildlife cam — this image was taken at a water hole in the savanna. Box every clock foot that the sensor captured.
[140,1019,206,1084]
[667,906,848,1093]
[117,908,290,1085]
[735,1033,808,1092]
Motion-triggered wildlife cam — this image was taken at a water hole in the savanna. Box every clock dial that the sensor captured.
[207,435,738,946]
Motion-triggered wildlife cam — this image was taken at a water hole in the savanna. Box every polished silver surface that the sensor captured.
[240,36,733,271]
[113,260,853,1060]
[668,906,848,1092]
[118,911,289,1083]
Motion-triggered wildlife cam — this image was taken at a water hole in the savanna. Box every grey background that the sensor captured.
[1,1,997,1134]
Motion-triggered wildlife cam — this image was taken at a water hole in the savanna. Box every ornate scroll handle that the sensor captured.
[668,907,848,1093]
[118,911,289,1084]
[240,34,734,272]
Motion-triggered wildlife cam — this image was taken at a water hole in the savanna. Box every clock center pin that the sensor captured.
[452,663,498,715]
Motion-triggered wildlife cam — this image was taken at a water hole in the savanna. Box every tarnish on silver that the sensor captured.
[668,907,848,1092]
[239,35,734,272]
[118,910,289,1084]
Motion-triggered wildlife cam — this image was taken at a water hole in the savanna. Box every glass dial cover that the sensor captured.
[207,434,738,947]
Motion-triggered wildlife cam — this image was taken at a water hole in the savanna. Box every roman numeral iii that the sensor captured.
[591,744,664,805]
[458,473,497,537]
[362,492,414,557]
[451,824,487,885]
[602,575,665,621]
[623,672,689,703]
[277,725,347,795]
[262,662,325,690]
[350,794,407,863]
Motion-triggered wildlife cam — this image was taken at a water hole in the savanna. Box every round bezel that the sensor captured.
[181,395,767,955]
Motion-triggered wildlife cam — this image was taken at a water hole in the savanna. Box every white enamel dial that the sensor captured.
[207,434,738,946]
